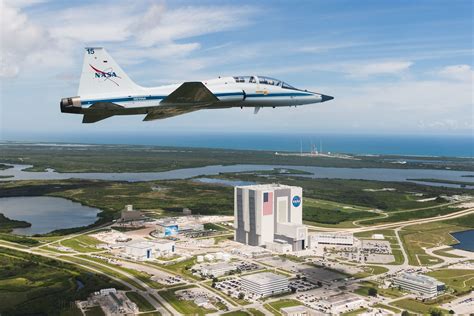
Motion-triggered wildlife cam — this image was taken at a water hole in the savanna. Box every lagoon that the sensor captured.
[0,196,100,235]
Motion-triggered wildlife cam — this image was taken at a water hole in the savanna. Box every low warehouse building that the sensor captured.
[124,240,175,260]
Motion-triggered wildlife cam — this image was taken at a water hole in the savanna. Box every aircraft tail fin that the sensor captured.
[78,47,141,97]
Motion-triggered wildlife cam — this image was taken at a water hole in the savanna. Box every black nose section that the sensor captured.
[321,94,334,102]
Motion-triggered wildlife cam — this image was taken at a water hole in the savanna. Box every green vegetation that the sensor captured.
[373,304,401,314]
[407,178,474,186]
[61,235,102,252]
[0,213,31,232]
[399,221,470,266]
[303,198,376,225]
[355,281,404,298]
[352,265,389,278]
[362,204,466,225]
[159,285,216,315]
[432,248,463,258]
[204,222,228,231]
[84,305,105,316]
[247,308,265,316]
[0,248,126,316]
[263,299,302,316]
[221,312,251,316]
[161,257,198,280]
[0,232,39,245]
[341,308,368,316]
[126,292,155,312]
[391,298,447,315]
[2,144,472,173]
[427,269,474,294]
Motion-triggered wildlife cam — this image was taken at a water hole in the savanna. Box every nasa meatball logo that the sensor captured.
[292,195,301,207]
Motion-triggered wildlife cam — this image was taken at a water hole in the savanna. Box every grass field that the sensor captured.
[427,269,474,294]
[432,247,464,258]
[390,298,447,314]
[0,248,125,315]
[159,285,216,315]
[355,281,404,298]
[247,308,265,316]
[263,299,302,315]
[61,235,102,252]
[303,198,376,225]
[352,265,389,279]
[373,303,401,314]
[126,292,155,312]
[399,221,469,266]
[2,143,472,173]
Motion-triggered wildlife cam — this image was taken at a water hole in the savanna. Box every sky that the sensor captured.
[0,0,473,142]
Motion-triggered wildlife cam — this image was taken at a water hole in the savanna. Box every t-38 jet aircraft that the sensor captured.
[61,47,334,123]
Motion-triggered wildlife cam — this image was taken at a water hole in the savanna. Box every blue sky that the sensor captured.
[0,0,472,141]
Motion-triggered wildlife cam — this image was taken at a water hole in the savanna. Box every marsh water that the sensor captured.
[0,163,473,188]
[0,196,100,235]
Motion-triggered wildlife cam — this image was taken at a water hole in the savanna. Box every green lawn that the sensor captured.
[247,308,265,316]
[263,299,302,316]
[84,305,105,316]
[61,235,102,252]
[126,292,155,312]
[355,281,404,298]
[390,298,447,314]
[352,265,388,279]
[398,221,468,266]
[432,248,464,258]
[373,304,401,314]
[159,285,216,315]
[427,269,474,294]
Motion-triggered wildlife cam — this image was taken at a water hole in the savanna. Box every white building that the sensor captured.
[310,232,354,247]
[200,262,236,277]
[266,239,293,253]
[124,240,175,260]
[280,306,322,316]
[234,184,307,251]
[240,272,289,297]
[393,273,445,297]
[321,294,366,314]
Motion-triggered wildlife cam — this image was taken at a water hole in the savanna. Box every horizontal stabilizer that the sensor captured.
[161,82,218,104]
[82,113,114,123]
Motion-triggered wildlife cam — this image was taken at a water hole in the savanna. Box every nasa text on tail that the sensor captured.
[61,47,334,123]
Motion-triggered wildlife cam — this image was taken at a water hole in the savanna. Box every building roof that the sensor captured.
[240,272,287,284]
[280,305,307,312]
[236,183,299,190]
[395,273,444,287]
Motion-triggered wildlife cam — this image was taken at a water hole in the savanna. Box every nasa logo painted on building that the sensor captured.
[292,195,301,207]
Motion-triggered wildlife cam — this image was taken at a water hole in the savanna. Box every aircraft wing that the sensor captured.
[144,82,219,121]
[160,82,218,104]
[143,105,203,121]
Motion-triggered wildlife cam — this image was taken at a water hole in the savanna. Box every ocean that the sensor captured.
[18,132,473,158]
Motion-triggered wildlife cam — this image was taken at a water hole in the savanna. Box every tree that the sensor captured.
[368,287,378,297]
[238,292,245,300]
[401,311,409,316]
[429,309,442,316]
[449,310,455,314]
[212,277,218,283]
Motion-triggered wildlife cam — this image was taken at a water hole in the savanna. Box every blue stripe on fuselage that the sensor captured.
[81,92,312,106]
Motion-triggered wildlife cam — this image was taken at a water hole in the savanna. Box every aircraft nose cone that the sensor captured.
[321,94,334,102]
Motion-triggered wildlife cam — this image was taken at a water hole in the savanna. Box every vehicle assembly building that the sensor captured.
[234,184,308,251]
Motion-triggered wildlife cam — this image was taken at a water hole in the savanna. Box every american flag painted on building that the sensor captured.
[263,192,273,215]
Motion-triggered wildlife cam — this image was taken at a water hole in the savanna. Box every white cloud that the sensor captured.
[342,61,413,78]
[132,4,256,47]
[0,1,49,77]
[438,64,474,81]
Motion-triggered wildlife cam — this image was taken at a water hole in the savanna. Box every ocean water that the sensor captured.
[4,133,473,157]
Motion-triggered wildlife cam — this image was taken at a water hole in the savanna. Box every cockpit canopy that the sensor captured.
[233,76,296,90]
